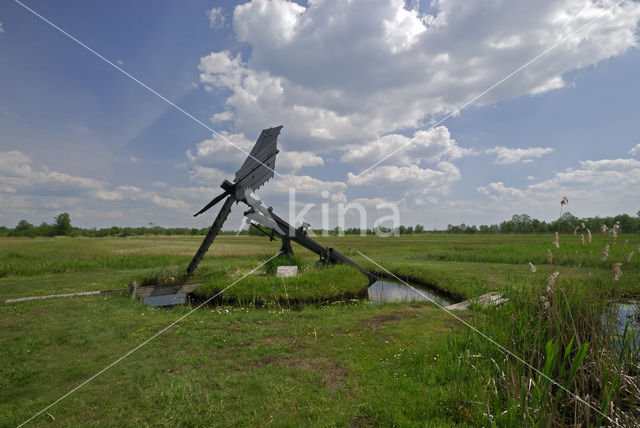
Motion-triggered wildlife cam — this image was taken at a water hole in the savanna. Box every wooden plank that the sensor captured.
[133,282,206,299]
[4,289,127,303]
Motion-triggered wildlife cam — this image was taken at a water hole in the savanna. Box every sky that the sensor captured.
[1,0,640,231]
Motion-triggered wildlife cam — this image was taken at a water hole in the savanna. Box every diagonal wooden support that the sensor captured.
[186,196,235,277]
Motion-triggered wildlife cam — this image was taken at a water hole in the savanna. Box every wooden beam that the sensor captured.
[4,289,127,303]
[132,282,206,299]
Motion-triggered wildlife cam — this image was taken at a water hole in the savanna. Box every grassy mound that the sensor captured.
[193,264,369,306]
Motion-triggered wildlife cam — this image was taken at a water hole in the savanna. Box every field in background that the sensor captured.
[1,234,639,426]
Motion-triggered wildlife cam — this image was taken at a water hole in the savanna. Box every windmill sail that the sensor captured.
[193,126,282,217]
[232,126,281,198]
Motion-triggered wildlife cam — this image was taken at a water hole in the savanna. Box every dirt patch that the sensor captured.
[258,336,293,345]
[253,356,281,367]
[252,355,347,392]
[286,357,347,392]
[361,305,428,327]
[363,313,403,326]
[350,414,376,428]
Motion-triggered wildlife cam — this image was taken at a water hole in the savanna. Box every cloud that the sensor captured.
[0,151,32,178]
[0,151,190,226]
[477,181,525,199]
[207,7,226,29]
[629,143,640,157]
[277,151,324,174]
[191,0,640,211]
[340,126,472,168]
[528,158,640,191]
[474,157,640,220]
[197,0,640,154]
[186,131,253,173]
[188,166,229,187]
[347,161,461,199]
[211,111,234,122]
[234,0,305,45]
[186,130,325,178]
[0,22,4,33]
[486,146,554,164]
[0,151,104,196]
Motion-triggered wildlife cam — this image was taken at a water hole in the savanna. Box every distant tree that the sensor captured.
[553,212,579,233]
[414,224,424,234]
[15,220,34,232]
[464,225,478,234]
[54,213,73,236]
[511,214,533,233]
[38,222,56,237]
[613,214,635,233]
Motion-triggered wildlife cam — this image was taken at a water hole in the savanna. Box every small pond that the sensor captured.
[608,301,640,349]
[368,280,452,306]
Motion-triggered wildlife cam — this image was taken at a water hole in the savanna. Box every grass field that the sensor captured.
[1,233,639,426]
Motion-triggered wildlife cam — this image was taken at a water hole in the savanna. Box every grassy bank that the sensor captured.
[192,264,369,307]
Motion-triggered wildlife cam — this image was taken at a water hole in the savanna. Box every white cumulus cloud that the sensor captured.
[477,181,525,199]
[192,0,640,210]
[347,161,461,199]
[341,126,472,168]
[198,0,640,153]
[486,146,555,164]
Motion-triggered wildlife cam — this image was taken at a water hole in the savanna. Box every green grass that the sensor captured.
[1,233,639,426]
[1,296,471,426]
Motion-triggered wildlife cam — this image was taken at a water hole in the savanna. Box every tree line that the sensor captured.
[1,211,639,238]
[445,212,640,234]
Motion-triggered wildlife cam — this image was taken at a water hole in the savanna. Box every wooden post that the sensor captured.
[129,280,137,300]
[187,196,235,277]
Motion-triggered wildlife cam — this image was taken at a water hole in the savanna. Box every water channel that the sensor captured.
[368,280,453,306]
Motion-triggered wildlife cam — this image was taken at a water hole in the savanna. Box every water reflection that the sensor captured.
[608,301,640,349]
[368,280,452,306]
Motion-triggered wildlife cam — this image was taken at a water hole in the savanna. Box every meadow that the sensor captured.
[1,233,639,426]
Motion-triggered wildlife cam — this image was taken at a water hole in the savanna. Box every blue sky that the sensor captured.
[1,0,639,230]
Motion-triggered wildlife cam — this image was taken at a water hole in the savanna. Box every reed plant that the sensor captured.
[451,250,639,425]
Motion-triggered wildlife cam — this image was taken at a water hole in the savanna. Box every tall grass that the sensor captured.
[448,258,639,425]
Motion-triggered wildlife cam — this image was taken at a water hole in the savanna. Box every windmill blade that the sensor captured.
[232,126,281,199]
[193,190,231,217]
[186,195,235,276]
